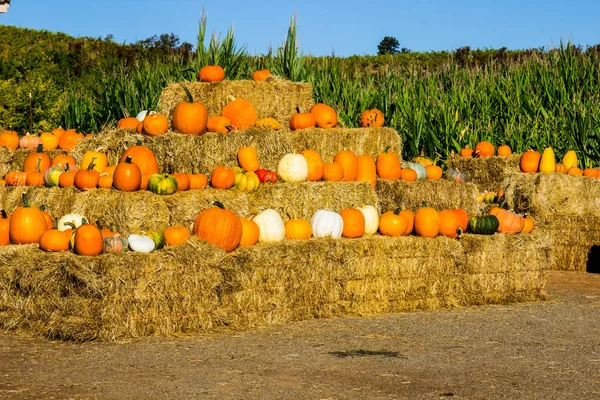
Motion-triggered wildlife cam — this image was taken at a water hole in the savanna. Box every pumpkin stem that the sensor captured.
[181,84,195,103]
[36,143,43,153]
[295,106,301,113]
[35,157,41,173]
[135,140,143,146]
[39,204,47,212]
[456,227,463,239]
[393,207,402,215]
[213,201,225,209]
[21,192,30,208]
[420,146,426,157]
[87,157,97,172]
[63,221,77,230]
[383,145,390,154]
[0,209,7,219]
[124,156,133,164]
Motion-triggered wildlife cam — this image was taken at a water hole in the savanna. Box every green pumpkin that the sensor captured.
[146,230,165,250]
[147,173,178,195]
[103,236,129,253]
[446,168,468,183]
[401,161,427,180]
[467,215,499,235]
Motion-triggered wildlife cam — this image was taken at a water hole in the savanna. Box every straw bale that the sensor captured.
[0,239,225,341]
[9,149,65,171]
[375,179,481,214]
[446,154,521,191]
[246,181,379,221]
[503,172,600,222]
[71,127,401,175]
[0,186,79,219]
[157,80,314,127]
[0,147,13,178]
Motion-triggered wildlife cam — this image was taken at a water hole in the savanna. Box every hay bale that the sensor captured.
[503,172,600,222]
[0,186,79,219]
[375,179,481,214]
[157,79,314,127]
[247,181,379,220]
[0,239,225,342]
[0,147,13,178]
[446,154,521,191]
[9,148,66,171]
[71,127,401,175]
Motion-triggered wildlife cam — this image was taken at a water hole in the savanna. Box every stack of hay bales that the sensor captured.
[446,154,521,192]
[503,172,600,271]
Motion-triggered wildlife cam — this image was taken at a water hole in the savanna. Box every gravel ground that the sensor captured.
[1,270,600,400]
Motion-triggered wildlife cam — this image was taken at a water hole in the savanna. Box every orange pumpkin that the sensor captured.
[39,228,71,252]
[40,132,59,150]
[310,103,337,128]
[172,84,208,135]
[25,159,45,186]
[5,171,27,186]
[334,150,358,182]
[58,170,77,188]
[189,173,208,189]
[451,208,469,233]
[400,168,418,182]
[171,173,191,191]
[322,162,344,182]
[80,150,108,173]
[97,172,113,189]
[519,150,541,173]
[0,130,19,150]
[340,208,365,238]
[112,156,142,191]
[460,146,474,158]
[73,158,100,190]
[221,98,257,130]
[239,217,260,246]
[376,147,401,180]
[238,146,259,172]
[399,210,415,235]
[554,163,568,174]
[289,112,317,130]
[142,113,169,136]
[0,209,11,246]
[164,225,191,246]
[378,209,409,237]
[425,165,443,180]
[52,153,77,167]
[255,117,281,130]
[497,144,512,156]
[58,129,84,151]
[356,154,377,188]
[358,109,384,128]
[414,205,439,238]
[284,218,312,240]
[210,166,236,189]
[69,224,104,256]
[51,127,66,137]
[23,144,51,173]
[300,149,324,181]
[199,65,225,82]
[207,116,232,133]
[567,166,583,176]
[252,69,271,81]
[438,210,462,238]
[474,141,495,157]
[193,202,242,252]
[9,192,48,244]
[583,168,599,178]
[490,208,524,234]
[522,216,535,233]
[117,117,140,130]
[119,143,160,176]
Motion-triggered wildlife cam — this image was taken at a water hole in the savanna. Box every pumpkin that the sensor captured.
[255,118,281,130]
[58,213,88,231]
[310,210,343,239]
[43,164,66,187]
[358,109,384,127]
[378,209,409,237]
[127,234,155,253]
[9,193,48,244]
[0,210,11,246]
[300,149,324,181]
[39,206,53,230]
[252,209,285,243]
[100,227,120,238]
[490,209,524,234]
[206,116,231,133]
[252,69,271,81]
[164,225,190,246]
[474,141,495,157]
[399,210,415,235]
[356,155,377,188]
[23,144,51,173]
[467,215,499,235]
[460,145,474,158]
[210,166,236,189]
[199,65,225,82]
[172,84,208,135]
[412,147,434,167]
[147,173,178,195]
[25,159,45,186]
[239,218,260,246]
[538,147,556,173]
[103,236,129,253]
[277,153,309,183]
[52,153,77,167]
[193,202,243,252]
[310,103,337,128]
[58,129,84,151]
[0,130,19,150]
[451,208,469,233]
[376,147,401,180]
[81,150,108,173]
[5,171,27,186]
[562,150,578,169]
[583,168,599,178]
[112,156,142,191]
[497,144,512,156]
[567,166,583,176]
[39,228,71,252]
[189,173,208,189]
[19,133,41,149]
[284,218,312,240]
[171,173,191,191]
[233,169,260,192]
[400,161,427,180]
[519,150,541,173]
[555,163,568,174]
[58,170,77,187]
[358,205,379,236]
[340,208,365,238]
[136,110,155,121]
[222,98,257,130]
[414,205,439,238]
[97,172,113,189]
[522,216,535,233]
[425,165,443,180]
[74,158,100,190]
[334,150,358,182]
[446,168,468,183]
[117,117,140,130]
[146,230,166,250]
[142,113,169,136]
[322,162,344,182]
[238,146,259,172]
[135,121,143,133]
[290,111,317,130]
[119,143,159,177]
[438,210,462,238]
[40,132,59,150]
[400,168,418,182]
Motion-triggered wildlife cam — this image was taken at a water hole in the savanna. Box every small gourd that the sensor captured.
[128,234,155,253]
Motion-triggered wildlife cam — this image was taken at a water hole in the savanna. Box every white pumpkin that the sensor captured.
[358,205,379,236]
[136,110,155,121]
[57,213,88,231]
[310,210,343,239]
[252,209,285,242]
[277,153,309,183]
[128,234,155,253]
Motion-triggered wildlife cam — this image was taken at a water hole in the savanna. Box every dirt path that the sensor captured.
[1,271,600,400]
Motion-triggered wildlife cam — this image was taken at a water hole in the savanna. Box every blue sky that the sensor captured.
[2,0,599,56]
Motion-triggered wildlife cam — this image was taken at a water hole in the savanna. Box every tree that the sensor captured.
[378,36,400,55]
